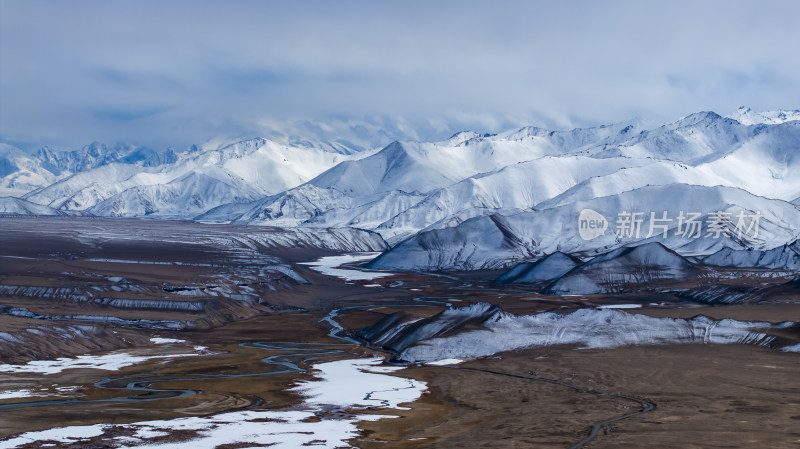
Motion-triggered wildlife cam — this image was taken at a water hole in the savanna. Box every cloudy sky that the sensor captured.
[2,0,799,150]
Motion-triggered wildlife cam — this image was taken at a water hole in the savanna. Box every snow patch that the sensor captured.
[300,252,396,281]
[781,343,800,353]
[149,337,186,345]
[0,349,203,375]
[0,389,35,400]
[292,356,426,410]
[425,358,464,366]
[0,357,427,449]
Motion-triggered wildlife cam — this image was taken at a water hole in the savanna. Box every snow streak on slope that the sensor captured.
[357,302,502,354]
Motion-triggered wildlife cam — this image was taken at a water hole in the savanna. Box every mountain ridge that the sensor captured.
[3,108,799,271]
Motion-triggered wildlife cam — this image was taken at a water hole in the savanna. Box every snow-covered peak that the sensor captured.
[21,138,355,216]
[594,111,749,163]
[442,131,483,146]
[1,144,70,196]
[495,125,550,140]
[727,106,800,125]
[35,142,178,172]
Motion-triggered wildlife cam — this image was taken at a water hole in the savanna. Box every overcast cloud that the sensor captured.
[1,0,799,150]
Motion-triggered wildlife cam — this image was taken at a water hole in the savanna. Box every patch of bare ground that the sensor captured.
[356,343,800,448]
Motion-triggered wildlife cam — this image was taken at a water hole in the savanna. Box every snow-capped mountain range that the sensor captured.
[3,138,357,218]
[2,107,800,271]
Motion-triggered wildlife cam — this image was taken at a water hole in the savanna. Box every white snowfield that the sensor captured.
[425,358,465,366]
[0,357,427,449]
[0,386,79,400]
[397,308,792,364]
[291,357,426,409]
[149,337,186,344]
[0,390,35,400]
[299,252,395,281]
[0,347,206,375]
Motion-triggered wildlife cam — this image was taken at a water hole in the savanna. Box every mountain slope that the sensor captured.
[88,172,262,218]
[23,138,353,217]
[543,242,695,295]
[702,241,800,270]
[368,184,800,271]
[541,121,800,209]
[0,197,65,216]
[374,155,652,237]
[0,144,67,197]
[213,112,800,246]
[220,123,648,236]
[727,106,800,125]
[496,251,583,284]
[592,112,752,163]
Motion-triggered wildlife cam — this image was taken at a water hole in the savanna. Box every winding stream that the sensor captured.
[0,253,658,448]
[0,342,353,411]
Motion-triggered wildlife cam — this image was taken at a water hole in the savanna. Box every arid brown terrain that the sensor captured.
[1,216,799,448]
